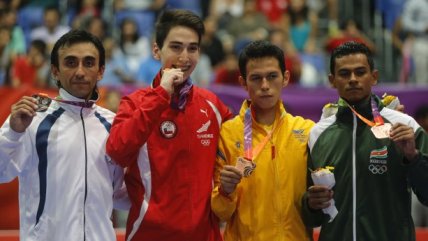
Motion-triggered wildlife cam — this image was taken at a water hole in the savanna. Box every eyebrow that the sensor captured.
[169,41,199,46]
[63,55,96,60]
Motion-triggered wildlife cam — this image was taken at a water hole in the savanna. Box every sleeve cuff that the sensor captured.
[3,127,25,142]
[154,85,171,101]
[218,185,237,202]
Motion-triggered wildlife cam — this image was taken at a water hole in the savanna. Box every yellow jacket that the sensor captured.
[211,100,314,241]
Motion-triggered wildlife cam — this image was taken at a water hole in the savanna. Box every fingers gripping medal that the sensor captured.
[32,93,52,112]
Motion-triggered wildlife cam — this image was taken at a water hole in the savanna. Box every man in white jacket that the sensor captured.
[0,29,128,241]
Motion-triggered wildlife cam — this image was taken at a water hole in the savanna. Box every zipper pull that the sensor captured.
[272,145,275,160]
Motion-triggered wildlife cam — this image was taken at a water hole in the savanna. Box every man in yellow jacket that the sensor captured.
[211,40,314,240]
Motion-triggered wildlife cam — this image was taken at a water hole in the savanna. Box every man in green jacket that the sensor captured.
[303,41,428,241]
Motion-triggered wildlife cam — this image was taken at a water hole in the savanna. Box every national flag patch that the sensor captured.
[370,146,388,159]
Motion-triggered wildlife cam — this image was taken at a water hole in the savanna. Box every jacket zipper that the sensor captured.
[352,113,357,241]
[81,107,88,241]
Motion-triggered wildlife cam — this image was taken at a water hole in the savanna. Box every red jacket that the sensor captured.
[107,75,232,241]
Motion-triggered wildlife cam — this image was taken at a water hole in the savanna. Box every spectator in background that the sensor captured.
[201,16,225,70]
[99,36,135,87]
[76,0,102,19]
[0,0,21,11]
[213,52,240,85]
[325,19,376,53]
[0,26,12,86]
[84,16,107,40]
[10,39,50,88]
[255,0,289,28]
[209,0,244,30]
[0,7,26,59]
[135,54,162,86]
[113,0,165,12]
[117,18,151,82]
[226,0,271,43]
[283,0,327,87]
[401,0,428,85]
[191,52,213,87]
[390,16,414,84]
[307,0,339,36]
[30,6,70,52]
[284,0,318,54]
[269,28,302,84]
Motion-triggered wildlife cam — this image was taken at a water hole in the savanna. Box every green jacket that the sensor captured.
[302,95,428,241]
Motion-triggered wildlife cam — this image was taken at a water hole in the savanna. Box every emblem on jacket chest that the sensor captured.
[368,146,388,175]
[160,120,177,139]
[196,120,214,147]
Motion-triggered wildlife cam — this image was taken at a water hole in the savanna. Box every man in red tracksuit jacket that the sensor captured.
[106,9,233,241]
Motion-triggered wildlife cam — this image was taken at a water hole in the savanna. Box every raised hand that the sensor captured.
[219,165,242,195]
[10,96,38,133]
[390,123,418,162]
[160,68,185,95]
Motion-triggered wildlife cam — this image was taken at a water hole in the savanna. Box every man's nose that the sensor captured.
[75,63,85,77]
[178,49,190,62]
[261,78,270,90]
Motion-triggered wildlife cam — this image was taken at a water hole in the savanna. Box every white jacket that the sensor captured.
[0,88,128,241]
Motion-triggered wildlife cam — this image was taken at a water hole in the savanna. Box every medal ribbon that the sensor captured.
[346,97,384,127]
[243,106,284,161]
[54,97,94,108]
[36,93,94,108]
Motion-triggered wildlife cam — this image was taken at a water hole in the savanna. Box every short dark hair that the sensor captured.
[50,29,105,69]
[330,41,374,74]
[238,40,286,80]
[155,9,205,49]
[30,39,47,55]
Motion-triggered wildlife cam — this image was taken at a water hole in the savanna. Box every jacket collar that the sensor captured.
[57,88,98,109]
[239,99,286,132]
[336,94,384,124]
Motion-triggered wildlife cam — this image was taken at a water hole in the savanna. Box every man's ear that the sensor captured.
[51,64,59,79]
[97,65,105,82]
[283,70,290,87]
[152,42,161,60]
[328,74,336,88]
[239,76,248,91]
[371,69,379,86]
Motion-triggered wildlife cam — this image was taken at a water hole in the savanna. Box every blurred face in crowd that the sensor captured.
[44,9,60,31]
[0,28,11,47]
[329,53,378,104]
[51,42,104,99]
[240,57,289,115]
[153,26,200,81]
[28,46,45,68]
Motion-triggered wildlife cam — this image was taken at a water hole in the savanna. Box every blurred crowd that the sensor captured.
[0,0,427,98]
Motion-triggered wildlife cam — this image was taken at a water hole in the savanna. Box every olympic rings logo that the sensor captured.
[368,164,387,174]
[201,139,210,146]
